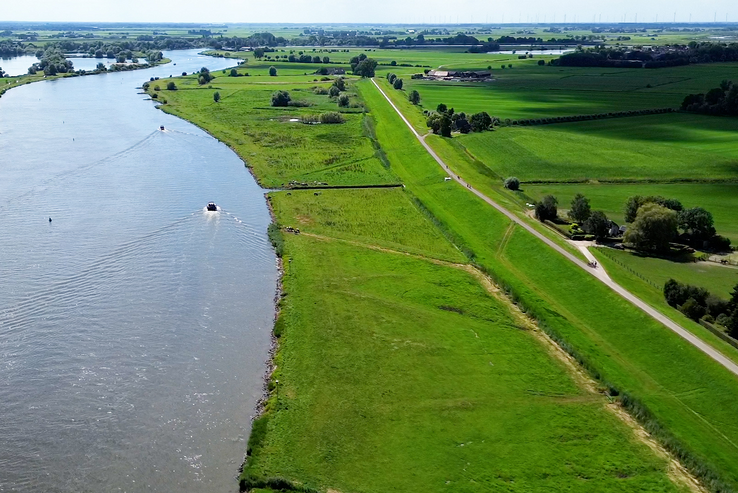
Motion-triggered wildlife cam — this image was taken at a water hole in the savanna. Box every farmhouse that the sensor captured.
[426,69,493,81]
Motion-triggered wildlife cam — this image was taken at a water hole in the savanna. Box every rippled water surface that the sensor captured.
[0,50,276,492]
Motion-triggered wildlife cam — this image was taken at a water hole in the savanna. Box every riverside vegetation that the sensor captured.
[146,42,738,493]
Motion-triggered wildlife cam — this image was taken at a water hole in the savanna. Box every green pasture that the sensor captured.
[245,189,681,493]
[150,66,396,188]
[458,113,738,182]
[402,62,738,119]
[359,78,738,490]
[524,183,738,243]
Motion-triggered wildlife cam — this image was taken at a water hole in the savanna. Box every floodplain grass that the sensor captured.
[524,182,738,243]
[245,192,684,493]
[459,113,738,183]
[269,188,465,262]
[358,78,738,491]
[150,66,397,188]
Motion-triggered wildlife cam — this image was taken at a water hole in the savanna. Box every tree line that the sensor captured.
[554,42,738,69]
[664,280,738,336]
[425,104,497,136]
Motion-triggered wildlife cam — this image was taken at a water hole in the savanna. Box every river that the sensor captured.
[0,50,277,492]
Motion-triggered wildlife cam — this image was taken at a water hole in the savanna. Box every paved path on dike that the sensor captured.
[370,77,738,377]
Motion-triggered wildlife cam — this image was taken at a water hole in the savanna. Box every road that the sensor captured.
[370,77,738,377]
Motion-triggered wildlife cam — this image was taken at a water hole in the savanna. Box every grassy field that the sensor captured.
[358,78,738,491]
[524,183,738,243]
[149,65,396,188]
[244,188,683,493]
[458,113,738,183]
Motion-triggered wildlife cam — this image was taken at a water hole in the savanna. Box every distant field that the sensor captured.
[402,62,738,119]
[524,183,738,243]
[458,113,738,182]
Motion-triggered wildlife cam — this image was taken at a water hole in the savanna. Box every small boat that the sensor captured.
[206,202,218,211]
[160,125,165,131]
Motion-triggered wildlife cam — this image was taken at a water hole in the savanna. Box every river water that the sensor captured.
[0,50,277,492]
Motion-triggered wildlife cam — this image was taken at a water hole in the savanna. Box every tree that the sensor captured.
[678,207,716,242]
[337,94,350,107]
[271,90,291,106]
[393,78,403,89]
[426,113,442,134]
[333,78,345,91]
[353,58,377,78]
[254,48,265,59]
[323,56,330,64]
[387,73,397,84]
[568,193,591,222]
[213,91,221,103]
[625,195,682,223]
[328,85,340,97]
[269,66,277,76]
[538,59,545,66]
[624,203,677,252]
[199,67,213,83]
[535,195,558,221]
[440,113,452,137]
[583,211,609,239]
[437,103,448,113]
[470,112,492,132]
[455,115,471,133]
[230,68,238,77]
[408,90,420,105]
[680,298,706,321]
[166,81,177,90]
[504,177,520,191]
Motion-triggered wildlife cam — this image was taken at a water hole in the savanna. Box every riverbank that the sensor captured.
[0,58,171,99]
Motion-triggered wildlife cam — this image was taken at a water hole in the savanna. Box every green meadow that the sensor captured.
[457,113,738,183]
[150,66,396,188]
[245,188,683,493]
[358,78,738,491]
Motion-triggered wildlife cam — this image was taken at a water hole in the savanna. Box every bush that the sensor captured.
[408,90,420,105]
[701,314,715,324]
[213,91,220,103]
[535,195,558,221]
[269,66,277,76]
[716,313,731,327]
[313,87,328,95]
[153,85,160,91]
[538,60,545,66]
[319,112,345,124]
[393,78,403,90]
[504,177,520,191]
[270,90,291,107]
[337,94,350,107]
[267,224,284,257]
[166,81,177,90]
[328,85,340,97]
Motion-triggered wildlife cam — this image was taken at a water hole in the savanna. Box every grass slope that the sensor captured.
[245,188,681,493]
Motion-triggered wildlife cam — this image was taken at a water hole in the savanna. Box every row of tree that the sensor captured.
[27,47,74,75]
[681,80,738,116]
[425,104,497,137]
[664,280,738,336]
[386,73,403,90]
[512,108,675,127]
[554,42,738,69]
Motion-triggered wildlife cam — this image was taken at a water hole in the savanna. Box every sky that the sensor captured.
[1,0,736,25]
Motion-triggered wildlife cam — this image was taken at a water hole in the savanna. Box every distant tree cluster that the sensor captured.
[350,53,377,77]
[553,42,738,69]
[197,67,214,85]
[664,279,738,335]
[681,80,738,116]
[28,47,74,75]
[425,103,496,137]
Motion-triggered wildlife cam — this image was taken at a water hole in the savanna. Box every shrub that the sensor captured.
[313,87,328,95]
[166,81,177,90]
[408,90,420,105]
[538,59,545,66]
[267,223,284,257]
[716,313,731,327]
[337,94,350,107]
[535,195,558,221]
[393,78,403,90]
[268,66,277,76]
[328,85,340,97]
[504,177,520,191]
[153,85,160,91]
[701,314,715,324]
[319,112,345,124]
[270,90,291,107]
[213,91,220,102]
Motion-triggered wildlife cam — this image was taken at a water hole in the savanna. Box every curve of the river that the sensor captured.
[0,50,277,492]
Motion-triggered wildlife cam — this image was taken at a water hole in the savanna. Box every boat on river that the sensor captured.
[206,202,218,211]
[160,125,165,131]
